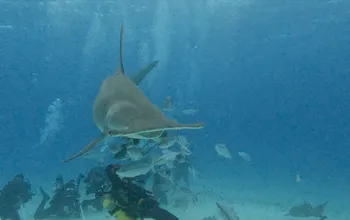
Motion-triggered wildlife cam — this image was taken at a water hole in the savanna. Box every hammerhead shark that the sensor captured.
[62,22,204,163]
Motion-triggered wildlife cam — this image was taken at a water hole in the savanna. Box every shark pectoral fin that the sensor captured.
[131,60,159,85]
[61,133,108,163]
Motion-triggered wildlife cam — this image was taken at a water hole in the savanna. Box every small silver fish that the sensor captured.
[177,135,189,147]
[115,158,153,178]
[156,136,178,149]
[238,152,251,162]
[127,146,144,161]
[155,151,180,165]
[182,109,198,115]
[180,144,192,156]
[215,143,232,159]
[107,142,123,154]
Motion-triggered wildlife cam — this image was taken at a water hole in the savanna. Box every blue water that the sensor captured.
[1,0,350,219]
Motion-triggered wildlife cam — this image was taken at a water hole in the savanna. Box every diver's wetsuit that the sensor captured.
[81,166,109,212]
[0,174,34,220]
[133,172,152,188]
[101,164,179,220]
[34,175,81,219]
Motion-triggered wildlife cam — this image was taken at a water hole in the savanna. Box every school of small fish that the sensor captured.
[91,133,197,183]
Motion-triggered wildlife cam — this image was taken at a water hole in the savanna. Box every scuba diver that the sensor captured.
[173,153,191,189]
[99,164,179,220]
[0,174,34,220]
[34,174,83,219]
[81,165,110,212]
[152,153,195,207]
[152,170,173,205]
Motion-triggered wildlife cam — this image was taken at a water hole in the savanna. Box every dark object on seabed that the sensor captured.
[200,202,239,220]
[202,216,218,220]
[216,202,239,220]
[286,201,328,220]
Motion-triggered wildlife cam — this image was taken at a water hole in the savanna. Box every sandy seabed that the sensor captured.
[18,176,350,220]
[19,190,349,220]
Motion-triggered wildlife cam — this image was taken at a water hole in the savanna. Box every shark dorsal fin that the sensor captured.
[118,22,125,75]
